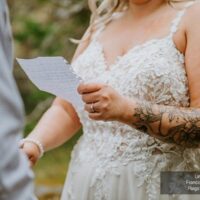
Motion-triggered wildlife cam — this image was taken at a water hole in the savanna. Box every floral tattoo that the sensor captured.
[132,101,200,148]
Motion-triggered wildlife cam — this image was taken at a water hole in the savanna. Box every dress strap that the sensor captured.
[169,1,195,37]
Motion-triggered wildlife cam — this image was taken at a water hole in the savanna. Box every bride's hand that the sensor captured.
[77,82,131,122]
[19,142,41,167]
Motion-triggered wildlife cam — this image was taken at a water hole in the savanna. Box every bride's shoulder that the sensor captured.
[183,1,200,30]
[184,0,200,18]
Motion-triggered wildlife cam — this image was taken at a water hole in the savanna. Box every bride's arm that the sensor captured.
[26,98,82,152]
[120,99,200,148]
[21,98,82,167]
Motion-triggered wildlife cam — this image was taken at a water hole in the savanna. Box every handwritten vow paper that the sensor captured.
[16,57,83,109]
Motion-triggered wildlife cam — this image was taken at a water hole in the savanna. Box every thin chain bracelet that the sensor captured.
[19,138,45,158]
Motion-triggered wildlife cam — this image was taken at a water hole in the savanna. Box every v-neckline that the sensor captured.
[92,7,188,72]
[94,35,171,72]
[71,6,188,73]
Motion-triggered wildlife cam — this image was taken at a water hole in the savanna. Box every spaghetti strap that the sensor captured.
[169,1,195,37]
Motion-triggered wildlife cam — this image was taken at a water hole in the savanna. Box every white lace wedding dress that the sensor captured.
[61,3,200,200]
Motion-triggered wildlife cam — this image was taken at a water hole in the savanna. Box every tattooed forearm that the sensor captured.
[131,101,200,148]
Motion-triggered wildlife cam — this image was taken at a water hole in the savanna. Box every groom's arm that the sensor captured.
[0,1,36,199]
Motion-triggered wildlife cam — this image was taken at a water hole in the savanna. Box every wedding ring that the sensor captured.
[90,103,95,113]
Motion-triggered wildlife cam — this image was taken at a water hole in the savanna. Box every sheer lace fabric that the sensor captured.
[61,2,200,200]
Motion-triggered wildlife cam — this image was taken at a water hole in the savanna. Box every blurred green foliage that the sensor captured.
[9,0,90,196]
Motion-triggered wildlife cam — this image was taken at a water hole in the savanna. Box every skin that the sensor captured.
[21,0,200,166]
[21,99,81,166]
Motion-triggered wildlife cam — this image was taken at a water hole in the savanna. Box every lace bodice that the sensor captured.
[68,3,200,200]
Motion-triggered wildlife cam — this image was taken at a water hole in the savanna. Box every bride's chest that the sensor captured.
[72,38,188,104]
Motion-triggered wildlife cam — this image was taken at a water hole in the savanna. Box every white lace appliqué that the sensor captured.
[64,3,200,200]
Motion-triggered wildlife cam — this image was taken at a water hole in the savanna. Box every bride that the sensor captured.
[20,0,200,199]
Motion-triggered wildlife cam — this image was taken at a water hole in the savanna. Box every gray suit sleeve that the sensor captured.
[0,1,37,199]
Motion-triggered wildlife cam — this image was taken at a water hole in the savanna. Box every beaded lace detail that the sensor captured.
[66,2,200,200]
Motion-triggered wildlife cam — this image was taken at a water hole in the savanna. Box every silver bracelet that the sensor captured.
[19,138,45,158]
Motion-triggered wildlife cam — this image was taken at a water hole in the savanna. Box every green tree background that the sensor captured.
[9,0,90,199]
